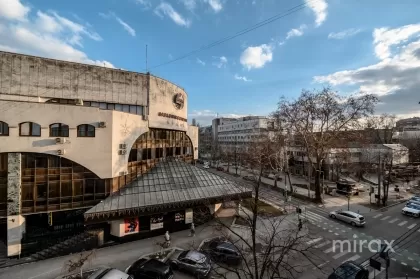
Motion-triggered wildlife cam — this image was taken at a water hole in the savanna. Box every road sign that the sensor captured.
[370,258,381,271]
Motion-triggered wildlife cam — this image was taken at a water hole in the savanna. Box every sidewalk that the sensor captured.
[0,215,234,279]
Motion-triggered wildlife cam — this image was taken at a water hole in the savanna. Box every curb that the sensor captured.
[376,199,409,212]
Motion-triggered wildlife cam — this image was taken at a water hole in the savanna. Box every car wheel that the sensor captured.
[170,262,178,270]
[330,214,336,219]
[351,221,357,227]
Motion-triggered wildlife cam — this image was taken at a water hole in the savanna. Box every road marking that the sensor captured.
[341,230,346,232]
[381,216,391,221]
[413,267,420,271]
[334,233,339,236]
[407,223,417,229]
[401,262,407,266]
[361,233,365,235]
[398,221,408,226]
[333,251,350,259]
[312,260,330,270]
[315,240,331,249]
[336,227,340,230]
[414,252,419,256]
[391,258,396,261]
[307,237,323,245]
[408,257,414,261]
[328,230,333,233]
[373,213,383,218]
[369,267,385,278]
[322,227,327,230]
[324,244,339,253]
[389,218,399,223]
[28,268,62,279]
[342,254,360,263]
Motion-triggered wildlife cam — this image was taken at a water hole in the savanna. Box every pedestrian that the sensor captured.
[189,222,195,237]
[164,231,171,247]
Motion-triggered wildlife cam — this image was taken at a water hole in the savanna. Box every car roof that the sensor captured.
[185,251,207,263]
[342,211,363,217]
[131,258,170,274]
[217,242,239,252]
[87,268,130,279]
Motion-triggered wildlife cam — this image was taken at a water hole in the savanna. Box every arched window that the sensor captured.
[77,124,95,137]
[50,123,69,137]
[0,121,9,136]
[19,122,41,137]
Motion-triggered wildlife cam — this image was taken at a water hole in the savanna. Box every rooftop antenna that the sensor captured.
[146,44,148,72]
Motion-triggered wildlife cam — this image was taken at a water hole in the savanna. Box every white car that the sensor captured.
[402,203,420,217]
[329,210,366,227]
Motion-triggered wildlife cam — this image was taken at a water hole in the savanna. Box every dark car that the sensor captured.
[216,167,224,171]
[203,239,241,265]
[328,261,369,279]
[167,250,211,278]
[125,258,174,279]
[243,176,255,181]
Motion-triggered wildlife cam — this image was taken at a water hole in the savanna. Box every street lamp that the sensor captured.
[316,170,325,202]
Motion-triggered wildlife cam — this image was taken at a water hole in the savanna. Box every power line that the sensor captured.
[147,0,321,71]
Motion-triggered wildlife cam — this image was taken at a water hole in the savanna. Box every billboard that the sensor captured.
[150,215,164,231]
[124,218,139,235]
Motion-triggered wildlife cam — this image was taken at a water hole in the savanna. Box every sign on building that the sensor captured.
[150,216,164,230]
[185,208,193,224]
[124,218,139,235]
[175,212,185,222]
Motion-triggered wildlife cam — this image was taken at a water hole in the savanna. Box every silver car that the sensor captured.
[168,249,211,278]
[329,210,366,227]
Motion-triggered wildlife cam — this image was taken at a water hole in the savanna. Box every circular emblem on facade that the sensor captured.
[173,93,185,110]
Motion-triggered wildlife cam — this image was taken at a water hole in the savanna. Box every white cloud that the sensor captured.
[204,0,223,13]
[305,0,327,27]
[196,58,206,66]
[234,74,251,82]
[328,28,361,40]
[0,1,113,68]
[188,109,248,126]
[135,0,152,9]
[314,24,420,116]
[373,23,420,60]
[0,0,30,21]
[286,24,307,40]
[155,2,191,27]
[115,16,136,37]
[180,0,197,11]
[213,56,227,68]
[240,44,273,70]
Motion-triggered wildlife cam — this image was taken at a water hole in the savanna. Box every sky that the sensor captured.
[0,0,419,126]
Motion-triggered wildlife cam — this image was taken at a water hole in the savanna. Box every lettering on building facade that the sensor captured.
[158,112,187,122]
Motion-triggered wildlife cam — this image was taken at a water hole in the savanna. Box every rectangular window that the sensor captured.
[115,104,123,111]
[83,101,91,107]
[136,106,143,115]
[61,181,72,197]
[107,103,115,110]
[123,104,130,112]
[91,102,99,108]
[20,122,30,136]
[99,102,107,109]
[129,105,137,114]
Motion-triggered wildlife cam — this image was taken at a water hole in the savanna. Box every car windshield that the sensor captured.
[407,204,420,210]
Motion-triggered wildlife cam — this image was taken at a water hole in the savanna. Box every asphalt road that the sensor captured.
[203,165,420,278]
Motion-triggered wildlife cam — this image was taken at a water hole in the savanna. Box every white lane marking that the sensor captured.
[342,254,361,263]
[315,240,331,249]
[413,267,420,271]
[361,233,365,235]
[389,218,399,223]
[324,244,339,253]
[407,223,417,229]
[369,267,385,278]
[312,260,330,270]
[398,221,408,226]
[391,258,396,261]
[381,216,391,221]
[333,250,350,259]
[373,213,383,218]
[408,257,414,261]
[307,237,323,245]
[341,230,346,233]
[401,262,407,266]
[28,268,62,279]
[322,227,327,230]
[334,233,339,236]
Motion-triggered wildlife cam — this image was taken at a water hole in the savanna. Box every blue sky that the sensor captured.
[1,0,420,125]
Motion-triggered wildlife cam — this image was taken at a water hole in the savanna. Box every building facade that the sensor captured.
[0,52,250,257]
[198,125,212,159]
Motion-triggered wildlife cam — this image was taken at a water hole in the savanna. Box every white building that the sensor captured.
[216,116,275,153]
[0,51,250,258]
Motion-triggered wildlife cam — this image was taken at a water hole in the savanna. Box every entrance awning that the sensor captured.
[84,158,251,220]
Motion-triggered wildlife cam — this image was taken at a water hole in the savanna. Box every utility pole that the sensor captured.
[146,44,148,72]
[377,153,382,206]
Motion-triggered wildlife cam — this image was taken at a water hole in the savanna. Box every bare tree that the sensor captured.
[274,88,378,202]
[62,250,96,278]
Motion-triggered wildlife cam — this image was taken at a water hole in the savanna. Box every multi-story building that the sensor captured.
[0,51,250,257]
[393,117,420,142]
[216,116,275,153]
[198,125,212,159]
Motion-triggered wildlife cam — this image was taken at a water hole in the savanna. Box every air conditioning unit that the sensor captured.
[57,149,66,155]
[142,115,148,121]
[75,99,83,106]
[119,143,127,149]
[118,150,127,155]
[98,121,107,128]
[119,171,128,176]
[55,137,66,144]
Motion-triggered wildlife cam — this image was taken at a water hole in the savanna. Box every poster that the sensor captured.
[124,218,139,235]
[185,208,193,224]
[150,216,164,231]
[175,212,185,222]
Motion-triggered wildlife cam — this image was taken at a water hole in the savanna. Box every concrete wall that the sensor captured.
[187,125,199,159]
[0,51,147,105]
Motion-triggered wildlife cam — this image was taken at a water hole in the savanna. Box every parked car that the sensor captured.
[56,266,133,279]
[242,176,255,182]
[202,238,241,265]
[125,258,174,279]
[167,250,211,278]
[329,210,366,227]
[216,167,224,171]
[328,261,369,279]
[402,203,420,217]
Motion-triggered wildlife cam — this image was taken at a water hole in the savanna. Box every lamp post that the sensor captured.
[316,170,325,202]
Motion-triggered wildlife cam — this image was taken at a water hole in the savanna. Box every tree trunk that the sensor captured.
[314,161,322,202]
